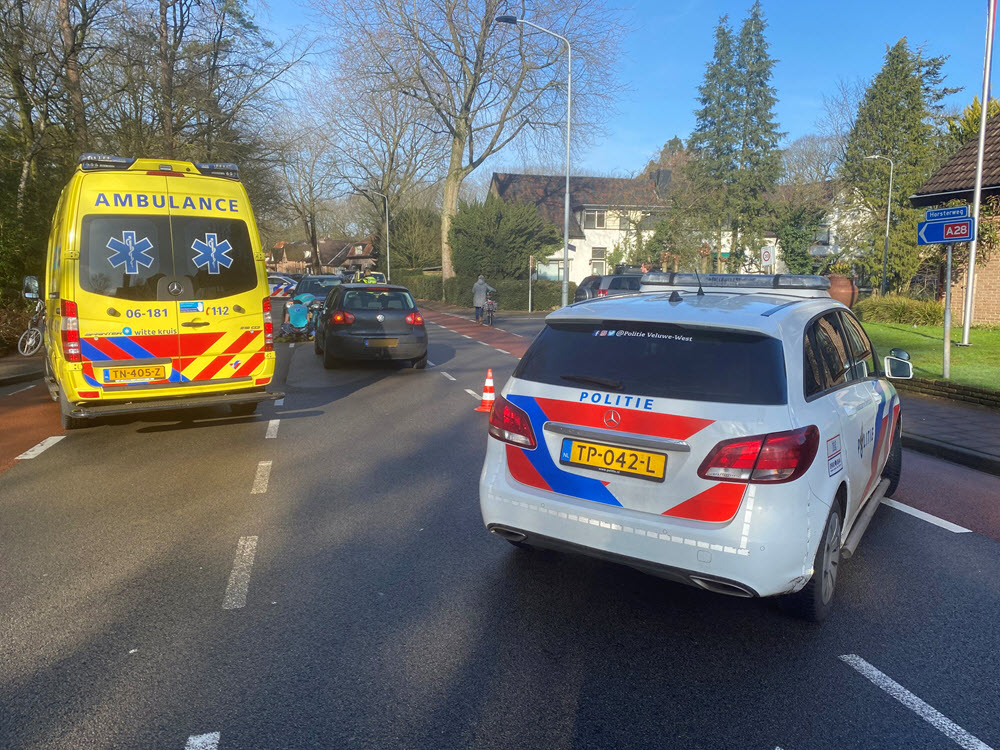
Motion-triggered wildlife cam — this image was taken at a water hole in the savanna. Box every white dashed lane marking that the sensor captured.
[265,419,280,439]
[441,372,456,381]
[251,460,272,494]
[16,436,66,460]
[427,360,437,367]
[464,389,480,399]
[882,499,970,533]
[495,349,510,355]
[840,655,993,750]
[222,536,258,610]
[274,398,284,407]
[6,384,36,396]
[289,342,295,349]
[185,732,220,749]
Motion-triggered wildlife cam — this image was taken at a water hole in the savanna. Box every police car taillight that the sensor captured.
[698,426,818,484]
[262,297,273,351]
[488,393,536,449]
[60,299,81,362]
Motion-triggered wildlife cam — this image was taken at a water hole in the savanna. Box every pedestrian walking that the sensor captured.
[472,275,496,325]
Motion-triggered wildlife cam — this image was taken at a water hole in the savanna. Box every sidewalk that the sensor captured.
[0,354,44,387]
[899,391,1000,476]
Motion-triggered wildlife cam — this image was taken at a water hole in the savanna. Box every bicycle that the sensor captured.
[483,293,497,327]
[18,300,44,356]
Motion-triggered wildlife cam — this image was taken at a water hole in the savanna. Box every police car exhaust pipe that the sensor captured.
[490,526,527,543]
[841,478,891,561]
[689,576,755,598]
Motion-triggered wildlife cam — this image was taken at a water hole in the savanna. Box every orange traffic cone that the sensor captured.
[475,368,496,412]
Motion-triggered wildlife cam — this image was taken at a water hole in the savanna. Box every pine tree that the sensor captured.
[731,1,783,266]
[842,39,934,292]
[686,15,739,269]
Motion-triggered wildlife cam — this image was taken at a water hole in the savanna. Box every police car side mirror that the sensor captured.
[889,347,910,362]
[22,275,39,299]
[884,356,913,380]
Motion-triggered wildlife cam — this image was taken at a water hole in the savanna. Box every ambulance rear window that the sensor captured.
[172,217,257,300]
[514,321,787,405]
[80,215,174,301]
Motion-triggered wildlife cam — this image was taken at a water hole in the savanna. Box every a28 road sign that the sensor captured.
[917,218,975,245]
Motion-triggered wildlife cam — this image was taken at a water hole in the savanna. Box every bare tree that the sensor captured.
[313,0,623,281]
[819,77,868,165]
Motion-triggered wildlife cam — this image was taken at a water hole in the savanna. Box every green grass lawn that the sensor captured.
[863,322,1000,391]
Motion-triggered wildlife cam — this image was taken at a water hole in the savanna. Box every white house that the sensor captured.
[489,172,667,285]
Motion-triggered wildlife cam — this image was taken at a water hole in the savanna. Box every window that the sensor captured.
[515,322,787,405]
[607,276,640,291]
[592,261,606,275]
[619,213,631,230]
[172,217,257,300]
[808,313,853,393]
[536,260,566,281]
[591,247,606,260]
[841,312,879,379]
[591,247,606,275]
[583,210,606,229]
[80,215,173,301]
[803,328,825,398]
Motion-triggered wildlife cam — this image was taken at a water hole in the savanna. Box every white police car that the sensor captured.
[479,274,913,621]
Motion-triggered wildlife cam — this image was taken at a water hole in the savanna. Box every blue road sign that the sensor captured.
[925,206,970,221]
[917,218,975,245]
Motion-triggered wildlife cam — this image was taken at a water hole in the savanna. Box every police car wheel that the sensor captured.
[779,504,842,622]
[883,420,902,497]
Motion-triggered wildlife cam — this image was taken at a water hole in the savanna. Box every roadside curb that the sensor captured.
[902,433,1000,477]
[0,368,44,388]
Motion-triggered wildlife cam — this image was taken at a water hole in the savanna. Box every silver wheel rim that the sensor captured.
[820,511,840,604]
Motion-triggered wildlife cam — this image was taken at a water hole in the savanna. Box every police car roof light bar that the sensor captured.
[79,153,136,171]
[195,162,240,180]
[641,272,830,291]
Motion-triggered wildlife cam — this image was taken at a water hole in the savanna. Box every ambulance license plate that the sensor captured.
[560,438,666,482]
[105,365,165,382]
[364,338,398,347]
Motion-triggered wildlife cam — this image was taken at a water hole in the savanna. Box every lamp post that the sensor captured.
[365,189,390,282]
[864,154,894,296]
[496,14,571,307]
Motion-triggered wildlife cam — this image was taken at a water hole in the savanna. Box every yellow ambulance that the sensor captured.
[28,154,281,428]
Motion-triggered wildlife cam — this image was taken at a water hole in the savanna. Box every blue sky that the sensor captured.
[265,0,997,176]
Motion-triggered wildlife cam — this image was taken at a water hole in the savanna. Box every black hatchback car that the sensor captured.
[314,284,428,369]
[574,274,642,302]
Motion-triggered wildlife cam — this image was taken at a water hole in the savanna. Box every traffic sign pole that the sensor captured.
[944,244,953,379]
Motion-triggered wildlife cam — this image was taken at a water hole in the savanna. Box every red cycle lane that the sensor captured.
[0,384,64,475]
[421,310,531,358]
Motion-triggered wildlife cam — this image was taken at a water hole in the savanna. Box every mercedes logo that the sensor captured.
[376,313,385,322]
[603,409,621,428]
[167,281,182,296]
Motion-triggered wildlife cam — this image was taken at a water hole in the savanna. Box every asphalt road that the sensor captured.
[1,317,999,750]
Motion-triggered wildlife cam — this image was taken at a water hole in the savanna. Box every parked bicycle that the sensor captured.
[483,291,497,327]
[18,299,44,356]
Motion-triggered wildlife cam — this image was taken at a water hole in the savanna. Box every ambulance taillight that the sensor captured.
[262,297,273,351]
[60,299,81,362]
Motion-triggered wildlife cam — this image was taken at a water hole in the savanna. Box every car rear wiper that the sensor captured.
[560,374,623,391]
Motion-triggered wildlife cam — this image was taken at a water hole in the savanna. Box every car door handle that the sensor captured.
[181,321,210,328]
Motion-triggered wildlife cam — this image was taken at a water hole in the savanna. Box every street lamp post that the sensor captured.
[496,15,571,307]
[365,190,390,282]
[865,154,894,296]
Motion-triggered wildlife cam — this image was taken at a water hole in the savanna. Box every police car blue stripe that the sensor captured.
[508,395,622,507]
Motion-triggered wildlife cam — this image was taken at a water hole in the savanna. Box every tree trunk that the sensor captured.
[58,0,87,153]
[158,0,174,158]
[439,134,467,285]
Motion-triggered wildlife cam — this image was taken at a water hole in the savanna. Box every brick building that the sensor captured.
[911,116,1000,323]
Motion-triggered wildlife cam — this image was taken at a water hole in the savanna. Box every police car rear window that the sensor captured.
[515,321,787,405]
[80,215,256,301]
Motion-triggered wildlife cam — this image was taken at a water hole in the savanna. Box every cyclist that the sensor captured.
[472,275,496,325]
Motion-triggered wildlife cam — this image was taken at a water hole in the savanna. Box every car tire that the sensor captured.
[314,333,322,355]
[779,503,842,622]
[882,419,902,497]
[59,393,88,430]
[412,353,428,369]
[230,402,258,417]
[322,337,340,370]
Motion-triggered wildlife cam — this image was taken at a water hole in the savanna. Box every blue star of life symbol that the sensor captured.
[106,231,155,275]
[191,233,234,275]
